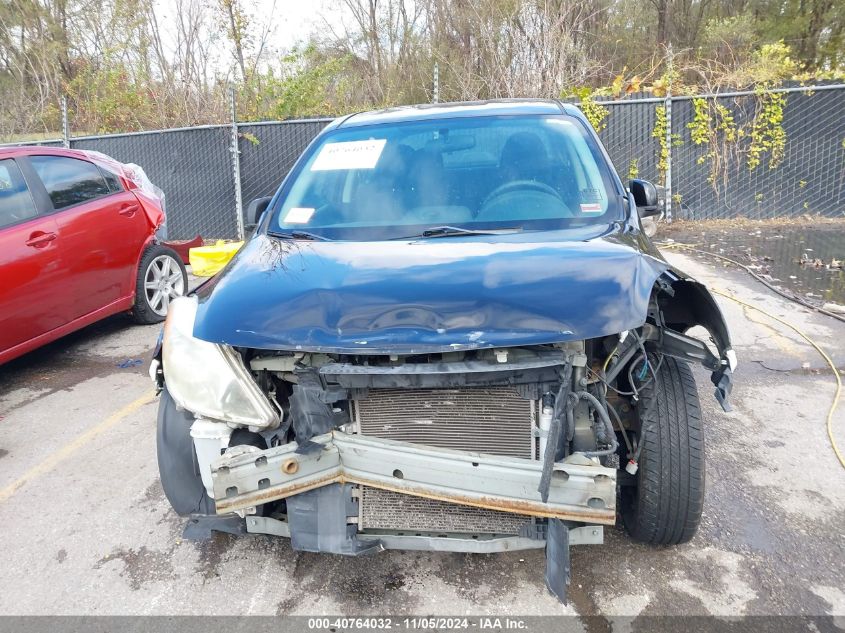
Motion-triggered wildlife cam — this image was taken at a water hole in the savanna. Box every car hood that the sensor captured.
[193,228,670,354]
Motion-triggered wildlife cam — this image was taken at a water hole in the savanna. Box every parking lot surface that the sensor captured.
[0,252,843,619]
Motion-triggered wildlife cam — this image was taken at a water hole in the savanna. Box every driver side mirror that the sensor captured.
[245,196,272,227]
[629,179,660,218]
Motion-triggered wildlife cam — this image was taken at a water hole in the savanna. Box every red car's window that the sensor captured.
[98,165,124,193]
[0,159,37,228]
[30,155,111,211]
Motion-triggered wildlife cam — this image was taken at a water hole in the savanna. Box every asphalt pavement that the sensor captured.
[0,252,843,620]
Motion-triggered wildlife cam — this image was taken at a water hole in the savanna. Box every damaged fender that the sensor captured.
[651,268,736,410]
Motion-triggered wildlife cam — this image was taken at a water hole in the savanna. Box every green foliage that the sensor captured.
[36,102,62,137]
[701,14,758,55]
[747,90,787,170]
[688,88,786,185]
[65,65,156,134]
[744,42,798,86]
[794,68,845,83]
[568,87,609,132]
[652,105,682,185]
[240,132,260,146]
[652,106,669,185]
[235,46,351,121]
[627,158,639,180]
[689,98,710,147]
[688,97,738,181]
[714,103,738,142]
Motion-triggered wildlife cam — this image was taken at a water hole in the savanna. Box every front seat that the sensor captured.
[498,131,551,184]
[479,131,572,221]
[352,143,413,224]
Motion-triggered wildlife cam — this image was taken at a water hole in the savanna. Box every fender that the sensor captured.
[127,234,159,304]
[650,269,735,411]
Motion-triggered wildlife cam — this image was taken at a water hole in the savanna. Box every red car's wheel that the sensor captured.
[132,244,188,324]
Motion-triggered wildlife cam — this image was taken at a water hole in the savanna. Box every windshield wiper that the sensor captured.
[268,230,332,241]
[395,225,523,240]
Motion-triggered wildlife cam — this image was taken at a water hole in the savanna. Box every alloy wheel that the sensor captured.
[144,254,185,316]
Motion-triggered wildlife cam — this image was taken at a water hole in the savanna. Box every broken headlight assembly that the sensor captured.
[161,296,279,430]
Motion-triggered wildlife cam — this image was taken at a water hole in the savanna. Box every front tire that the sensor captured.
[132,244,187,324]
[621,356,705,545]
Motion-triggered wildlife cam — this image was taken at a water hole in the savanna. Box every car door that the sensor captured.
[0,157,65,356]
[27,154,151,320]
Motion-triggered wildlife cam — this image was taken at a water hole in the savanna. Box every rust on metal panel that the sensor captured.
[214,471,338,513]
[215,470,615,524]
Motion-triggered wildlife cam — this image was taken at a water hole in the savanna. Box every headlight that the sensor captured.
[161,296,279,430]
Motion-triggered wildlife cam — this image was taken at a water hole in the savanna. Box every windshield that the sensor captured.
[270,114,622,240]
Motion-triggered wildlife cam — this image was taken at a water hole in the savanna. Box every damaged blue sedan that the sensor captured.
[151,100,735,603]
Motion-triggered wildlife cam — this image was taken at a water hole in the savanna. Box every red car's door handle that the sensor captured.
[119,204,140,217]
[25,231,57,248]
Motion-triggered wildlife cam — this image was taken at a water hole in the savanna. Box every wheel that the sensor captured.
[132,244,187,324]
[621,356,704,545]
[157,387,215,516]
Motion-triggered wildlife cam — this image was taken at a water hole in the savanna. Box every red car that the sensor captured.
[0,146,187,365]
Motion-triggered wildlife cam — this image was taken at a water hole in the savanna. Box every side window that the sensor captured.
[98,166,123,193]
[0,159,37,229]
[30,155,111,210]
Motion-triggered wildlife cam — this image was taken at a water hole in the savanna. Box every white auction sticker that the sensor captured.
[284,207,315,223]
[580,203,603,214]
[311,139,387,171]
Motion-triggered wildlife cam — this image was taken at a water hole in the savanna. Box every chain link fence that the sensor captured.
[237,119,332,210]
[4,84,843,238]
[596,100,662,188]
[669,87,845,220]
[595,84,845,221]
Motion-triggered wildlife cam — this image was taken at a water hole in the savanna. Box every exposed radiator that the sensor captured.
[354,387,535,458]
[359,488,531,534]
[353,386,535,534]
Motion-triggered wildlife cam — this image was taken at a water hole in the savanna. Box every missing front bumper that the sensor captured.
[211,430,616,525]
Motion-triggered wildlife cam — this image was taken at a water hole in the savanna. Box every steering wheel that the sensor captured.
[481,179,562,211]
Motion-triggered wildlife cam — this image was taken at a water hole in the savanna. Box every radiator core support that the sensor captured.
[353,386,537,534]
[210,430,617,524]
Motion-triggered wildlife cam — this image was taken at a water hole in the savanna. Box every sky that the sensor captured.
[260,0,325,45]
[153,0,347,75]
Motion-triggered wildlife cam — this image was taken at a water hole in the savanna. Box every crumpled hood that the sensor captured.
[193,229,669,354]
